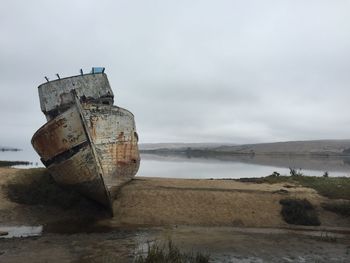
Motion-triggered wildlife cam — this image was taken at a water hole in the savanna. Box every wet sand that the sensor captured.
[1,226,349,263]
[0,167,349,262]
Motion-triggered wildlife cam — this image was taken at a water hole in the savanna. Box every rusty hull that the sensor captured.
[32,71,140,213]
[32,106,87,161]
[82,104,140,190]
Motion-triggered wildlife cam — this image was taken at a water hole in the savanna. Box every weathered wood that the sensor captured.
[38,73,114,121]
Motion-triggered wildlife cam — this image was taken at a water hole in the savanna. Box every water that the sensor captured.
[0,149,349,262]
[1,146,350,178]
[0,146,41,168]
[0,225,43,238]
[138,155,292,178]
[137,153,350,178]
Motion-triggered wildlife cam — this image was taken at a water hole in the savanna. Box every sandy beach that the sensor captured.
[0,167,349,262]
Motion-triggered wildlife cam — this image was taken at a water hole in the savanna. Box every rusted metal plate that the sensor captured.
[31,106,87,161]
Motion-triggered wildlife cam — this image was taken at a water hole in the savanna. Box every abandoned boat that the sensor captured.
[31,68,140,213]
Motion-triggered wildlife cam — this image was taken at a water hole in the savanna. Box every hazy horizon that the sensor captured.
[1,1,350,148]
[5,138,350,150]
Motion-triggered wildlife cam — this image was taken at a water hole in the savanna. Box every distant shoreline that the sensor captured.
[0,160,32,167]
[0,147,21,152]
[140,148,350,157]
[140,139,350,157]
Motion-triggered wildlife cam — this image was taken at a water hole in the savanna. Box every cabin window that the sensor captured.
[91,67,105,74]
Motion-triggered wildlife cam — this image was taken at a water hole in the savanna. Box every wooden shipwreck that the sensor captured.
[31,68,140,213]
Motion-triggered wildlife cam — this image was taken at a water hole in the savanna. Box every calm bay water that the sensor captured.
[138,153,350,178]
[0,147,41,168]
[138,156,294,178]
[1,147,350,178]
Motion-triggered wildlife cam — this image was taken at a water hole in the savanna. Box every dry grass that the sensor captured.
[134,241,210,263]
[238,175,350,200]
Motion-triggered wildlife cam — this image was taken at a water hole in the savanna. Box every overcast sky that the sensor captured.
[1,0,350,149]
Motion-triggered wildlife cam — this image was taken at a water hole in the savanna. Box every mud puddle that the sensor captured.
[228,226,349,239]
[0,219,113,239]
[1,224,349,262]
[42,219,113,234]
[0,226,43,238]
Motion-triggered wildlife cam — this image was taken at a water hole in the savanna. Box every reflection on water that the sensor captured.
[138,153,350,179]
[0,225,43,238]
[0,147,41,168]
[2,146,350,178]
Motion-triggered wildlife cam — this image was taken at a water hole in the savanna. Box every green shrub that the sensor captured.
[270,171,280,177]
[289,168,303,177]
[280,198,320,226]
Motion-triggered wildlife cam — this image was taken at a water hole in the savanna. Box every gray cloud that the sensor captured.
[1,0,350,149]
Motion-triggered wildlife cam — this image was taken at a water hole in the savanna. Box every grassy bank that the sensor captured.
[238,173,350,218]
[238,174,350,200]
